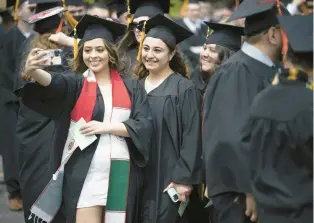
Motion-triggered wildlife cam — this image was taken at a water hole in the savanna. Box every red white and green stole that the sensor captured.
[29,69,131,223]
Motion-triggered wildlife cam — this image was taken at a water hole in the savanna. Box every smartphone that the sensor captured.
[41,49,62,66]
[166,188,179,203]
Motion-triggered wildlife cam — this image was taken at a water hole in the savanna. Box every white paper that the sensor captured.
[70,118,97,150]
[178,197,190,217]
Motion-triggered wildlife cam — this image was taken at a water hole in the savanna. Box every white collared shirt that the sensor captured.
[241,42,274,67]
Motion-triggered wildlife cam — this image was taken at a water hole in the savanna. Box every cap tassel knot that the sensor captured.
[62,0,78,28]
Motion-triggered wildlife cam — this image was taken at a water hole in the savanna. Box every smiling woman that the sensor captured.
[134,14,203,223]
[190,21,244,92]
[16,14,153,223]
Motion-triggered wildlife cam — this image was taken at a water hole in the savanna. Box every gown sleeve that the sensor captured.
[172,84,203,185]
[123,80,153,168]
[16,71,83,119]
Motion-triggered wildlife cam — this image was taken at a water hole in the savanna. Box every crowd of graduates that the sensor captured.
[0,0,312,223]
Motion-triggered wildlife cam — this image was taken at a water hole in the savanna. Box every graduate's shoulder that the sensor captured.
[250,83,313,121]
[214,51,252,78]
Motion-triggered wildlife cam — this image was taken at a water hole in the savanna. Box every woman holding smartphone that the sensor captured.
[134,14,203,222]
[16,3,74,223]
[17,14,152,223]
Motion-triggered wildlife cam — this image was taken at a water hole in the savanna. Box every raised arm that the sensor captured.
[23,48,53,86]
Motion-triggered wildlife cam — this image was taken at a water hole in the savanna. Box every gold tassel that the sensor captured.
[62,0,78,28]
[272,73,279,85]
[307,81,313,90]
[288,67,297,80]
[14,0,20,21]
[180,0,189,17]
[73,27,78,61]
[206,27,211,39]
[136,21,147,62]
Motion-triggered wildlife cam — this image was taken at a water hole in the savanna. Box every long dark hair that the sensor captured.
[134,41,188,79]
[73,39,125,75]
[117,28,138,54]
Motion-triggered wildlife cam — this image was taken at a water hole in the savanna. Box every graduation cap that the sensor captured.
[204,22,244,52]
[29,0,78,28]
[29,0,61,13]
[66,0,84,6]
[129,0,170,19]
[0,0,28,20]
[0,0,27,8]
[73,14,126,43]
[227,0,290,36]
[136,14,193,60]
[277,15,313,54]
[28,6,66,34]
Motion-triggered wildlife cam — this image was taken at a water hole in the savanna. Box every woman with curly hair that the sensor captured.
[17,14,152,223]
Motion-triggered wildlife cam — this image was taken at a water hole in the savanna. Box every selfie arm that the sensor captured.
[28,69,52,86]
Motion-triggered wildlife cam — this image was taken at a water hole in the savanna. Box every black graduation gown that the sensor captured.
[244,73,313,223]
[15,38,71,223]
[190,68,207,93]
[16,71,152,223]
[140,73,203,223]
[202,50,276,197]
[125,46,138,78]
[0,26,26,197]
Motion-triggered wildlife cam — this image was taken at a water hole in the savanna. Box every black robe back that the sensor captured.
[202,50,276,197]
[244,72,313,222]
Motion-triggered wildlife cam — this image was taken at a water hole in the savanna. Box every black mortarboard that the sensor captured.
[66,0,84,5]
[228,0,290,36]
[204,22,244,51]
[138,14,193,47]
[107,0,127,18]
[129,0,170,19]
[28,6,65,34]
[0,0,27,8]
[29,0,61,12]
[278,15,313,54]
[74,14,126,43]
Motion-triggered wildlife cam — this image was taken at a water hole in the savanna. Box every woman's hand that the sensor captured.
[80,120,111,135]
[49,32,75,47]
[24,48,47,76]
[245,193,258,222]
[164,182,193,203]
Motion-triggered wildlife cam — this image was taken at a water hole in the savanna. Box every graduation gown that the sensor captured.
[16,71,152,223]
[16,38,71,223]
[244,73,313,223]
[125,46,138,78]
[0,26,26,197]
[190,68,207,93]
[202,50,276,197]
[140,73,203,223]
